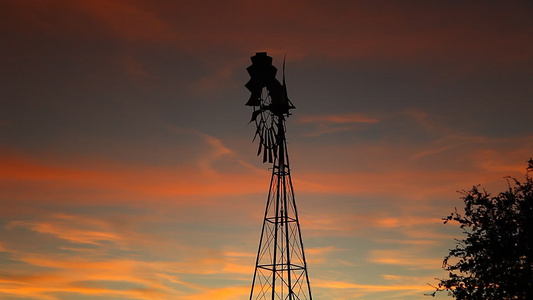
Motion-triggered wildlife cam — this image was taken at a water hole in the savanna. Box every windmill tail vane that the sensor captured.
[244,52,313,300]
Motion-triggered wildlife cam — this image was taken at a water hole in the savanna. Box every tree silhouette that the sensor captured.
[431,159,533,299]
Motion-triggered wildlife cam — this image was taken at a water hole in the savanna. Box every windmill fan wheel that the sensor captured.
[244,52,293,164]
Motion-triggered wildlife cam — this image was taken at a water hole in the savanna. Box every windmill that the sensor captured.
[245,52,313,300]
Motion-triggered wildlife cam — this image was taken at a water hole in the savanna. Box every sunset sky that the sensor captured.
[1,1,532,299]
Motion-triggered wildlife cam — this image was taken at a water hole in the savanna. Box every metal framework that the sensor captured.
[245,52,312,300]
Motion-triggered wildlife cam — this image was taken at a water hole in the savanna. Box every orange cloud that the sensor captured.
[291,128,533,203]
[0,256,184,299]
[0,133,268,204]
[299,113,380,125]
[368,249,442,270]
[182,286,249,300]
[76,0,177,42]
[6,214,122,245]
[6,1,530,66]
[0,244,254,300]
[6,124,525,213]
[5,0,175,42]
[298,113,380,136]
[295,170,478,199]
[312,278,432,294]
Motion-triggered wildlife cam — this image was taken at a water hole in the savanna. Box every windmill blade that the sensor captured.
[252,126,260,142]
[249,109,262,123]
[263,139,268,163]
[267,131,273,163]
[269,128,274,146]
[270,129,278,158]
[268,129,275,155]
[257,133,263,156]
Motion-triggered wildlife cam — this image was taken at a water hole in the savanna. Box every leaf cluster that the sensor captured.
[433,159,533,299]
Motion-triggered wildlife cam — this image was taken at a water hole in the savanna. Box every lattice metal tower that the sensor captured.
[244,52,313,300]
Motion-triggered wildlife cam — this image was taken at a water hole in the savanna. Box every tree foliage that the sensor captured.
[433,159,533,299]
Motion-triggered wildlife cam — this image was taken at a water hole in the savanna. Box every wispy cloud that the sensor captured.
[2,2,532,299]
[0,130,268,203]
[6,214,121,246]
[0,216,255,300]
[9,1,530,66]
[299,113,380,125]
[77,0,177,42]
[368,249,442,270]
[298,113,380,136]
[182,286,249,300]
[312,278,432,294]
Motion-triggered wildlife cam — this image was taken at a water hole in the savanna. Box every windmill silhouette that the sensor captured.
[245,52,313,300]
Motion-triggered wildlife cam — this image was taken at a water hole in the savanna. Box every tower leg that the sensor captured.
[249,122,312,300]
